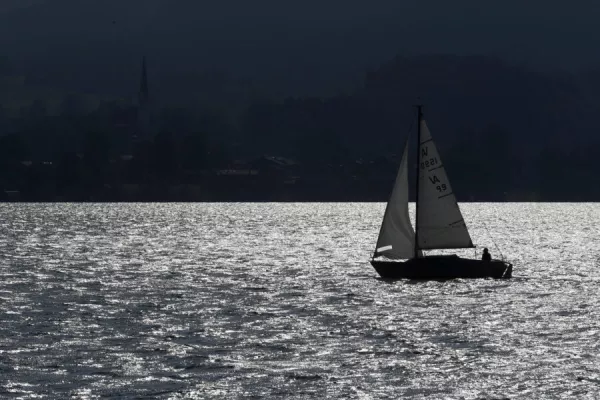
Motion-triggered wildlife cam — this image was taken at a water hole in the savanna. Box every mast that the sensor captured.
[414,105,423,258]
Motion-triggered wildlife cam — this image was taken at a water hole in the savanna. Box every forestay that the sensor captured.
[416,120,474,250]
[374,140,416,259]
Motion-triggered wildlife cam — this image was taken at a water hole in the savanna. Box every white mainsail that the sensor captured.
[374,140,416,259]
[416,120,474,250]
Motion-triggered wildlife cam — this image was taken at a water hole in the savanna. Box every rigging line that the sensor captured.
[404,101,418,138]
[482,220,505,262]
[372,112,416,261]
[406,117,414,139]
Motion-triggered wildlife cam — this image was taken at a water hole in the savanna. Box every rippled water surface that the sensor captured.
[1,203,600,399]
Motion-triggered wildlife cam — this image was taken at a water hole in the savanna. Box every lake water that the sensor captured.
[1,203,599,399]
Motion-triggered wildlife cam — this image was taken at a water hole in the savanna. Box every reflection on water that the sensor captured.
[0,203,599,398]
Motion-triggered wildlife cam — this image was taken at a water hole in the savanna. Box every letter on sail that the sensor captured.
[416,120,474,250]
[375,140,416,259]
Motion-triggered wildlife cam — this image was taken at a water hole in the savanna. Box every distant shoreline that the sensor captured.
[0,180,584,203]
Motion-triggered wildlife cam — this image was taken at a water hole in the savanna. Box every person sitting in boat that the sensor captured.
[482,248,492,261]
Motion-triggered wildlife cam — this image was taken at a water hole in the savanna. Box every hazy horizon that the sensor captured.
[1,1,600,97]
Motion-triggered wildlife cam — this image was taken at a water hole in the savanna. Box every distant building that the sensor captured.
[251,155,298,179]
[136,56,152,139]
[216,169,259,176]
[215,159,258,176]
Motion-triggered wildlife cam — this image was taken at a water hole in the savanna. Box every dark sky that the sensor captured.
[1,1,599,95]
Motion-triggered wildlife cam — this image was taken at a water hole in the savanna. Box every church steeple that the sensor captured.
[136,56,151,138]
[138,56,149,106]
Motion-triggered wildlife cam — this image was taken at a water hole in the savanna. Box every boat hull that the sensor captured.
[370,255,513,280]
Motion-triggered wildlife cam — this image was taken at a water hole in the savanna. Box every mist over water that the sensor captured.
[1,203,599,398]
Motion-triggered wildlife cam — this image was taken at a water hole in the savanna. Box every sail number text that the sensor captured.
[420,146,439,170]
[428,175,447,192]
[421,157,439,169]
[421,147,447,192]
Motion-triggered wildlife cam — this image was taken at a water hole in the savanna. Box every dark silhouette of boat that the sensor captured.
[370,106,513,280]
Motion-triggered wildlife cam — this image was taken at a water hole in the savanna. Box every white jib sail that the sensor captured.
[375,140,416,259]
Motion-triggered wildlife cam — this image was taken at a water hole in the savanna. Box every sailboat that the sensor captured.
[370,106,513,279]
